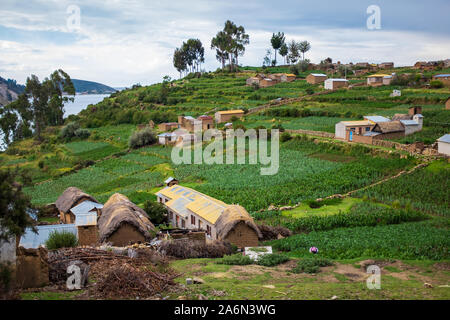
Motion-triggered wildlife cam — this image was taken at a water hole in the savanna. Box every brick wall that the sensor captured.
[77,225,98,246]
[223,222,259,248]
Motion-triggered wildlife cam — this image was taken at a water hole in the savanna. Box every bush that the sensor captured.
[159,239,233,259]
[60,122,80,140]
[256,253,289,267]
[292,258,333,274]
[216,253,253,265]
[128,127,157,149]
[45,231,78,250]
[430,80,444,89]
[0,263,12,293]
[143,200,167,225]
[74,128,91,139]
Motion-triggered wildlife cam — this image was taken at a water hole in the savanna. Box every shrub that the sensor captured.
[128,127,157,149]
[159,239,233,259]
[143,200,167,225]
[74,128,91,139]
[45,231,78,250]
[430,80,444,89]
[256,253,289,267]
[0,263,12,293]
[216,253,253,265]
[292,258,333,274]
[60,122,80,140]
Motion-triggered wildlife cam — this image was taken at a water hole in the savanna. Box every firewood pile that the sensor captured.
[92,262,179,299]
[48,247,179,299]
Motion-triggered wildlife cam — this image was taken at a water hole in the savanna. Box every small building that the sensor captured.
[158,132,177,145]
[370,121,405,139]
[178,115,200,132]
[379,62,394,69]
[158,122,179,132]
[197,115,214,130]
[215,110,245,123]
[55,187,99,224]
[367,74,394,86]
[164,177,179,187]
[432,74,450,87]
[437,134,450,156]
[259,78,278,88]
[98,193,156,246]
[306,73,327,84]
[281,74,296,82]
[390,89,402,97]
[355,62,370,68]
[324,78,349,90]
[335,120,374,140]
[156,185,261,248]
[400,114,423,136]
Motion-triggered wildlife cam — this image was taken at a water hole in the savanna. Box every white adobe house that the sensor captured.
[437,134,450,156]
[400,114,423,135]
[324,78,349,90]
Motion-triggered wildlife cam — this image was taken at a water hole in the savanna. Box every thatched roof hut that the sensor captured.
[55,187,99,224]
[215,205,262,248]
[98,193,156,246]
[372,121,405,133]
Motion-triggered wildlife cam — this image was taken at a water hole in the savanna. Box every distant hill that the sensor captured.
[0,76,25,106]
[71,79,117,94]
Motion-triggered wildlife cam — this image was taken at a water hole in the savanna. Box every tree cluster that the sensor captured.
[173,39,205,78]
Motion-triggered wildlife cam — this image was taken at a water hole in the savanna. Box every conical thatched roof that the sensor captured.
[55,187,98,214]
[98,193,156,243]
[215,205,262,240]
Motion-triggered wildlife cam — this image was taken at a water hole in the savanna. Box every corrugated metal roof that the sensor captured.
[216,110,245,115]
[156,185,227,224]
[326,78,348,82]
[20,224,78,249]
[400,120,419,126]
[367,74,390,77]
[340,120,372,126]
[433,74,450,78]
[164,177,177,184]
[310,73,327,77]
[438,134,450,143]
[363,131,381,137]
[364,116,390,123]
[70,201,103,215]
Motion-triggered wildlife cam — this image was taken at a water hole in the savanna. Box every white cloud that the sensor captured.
[0,0,449,86]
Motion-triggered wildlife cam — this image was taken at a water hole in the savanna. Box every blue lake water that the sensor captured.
[0,94,110,150]
[63,94,110,116]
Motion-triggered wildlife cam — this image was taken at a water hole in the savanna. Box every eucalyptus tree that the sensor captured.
[270,32,285,65]
[299,40,311,60]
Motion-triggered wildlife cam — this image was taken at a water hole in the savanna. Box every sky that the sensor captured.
[0,0,449,87]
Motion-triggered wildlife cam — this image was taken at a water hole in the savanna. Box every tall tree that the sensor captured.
[173,47,187,78]
[211,31,229,70]
[298,40,311,60]
[288,40,300,64]
[0,169,35,242]
[0,69,75,146]
[270,32,285,66]
[211,20,249,71]
[278,43,288,65]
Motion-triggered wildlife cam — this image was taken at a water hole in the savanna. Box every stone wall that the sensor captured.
[286,129,335,138]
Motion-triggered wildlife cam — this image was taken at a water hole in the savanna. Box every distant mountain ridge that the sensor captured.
[71,79,117,94]
[0,76,25,106]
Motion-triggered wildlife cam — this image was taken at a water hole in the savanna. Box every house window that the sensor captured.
[350,128,355,131]
[182,219,185,228]
[206,225,211,236]
[366,127,370,131]
[191,215,196,225]
[198,220,202,229]
[169,211,173,220]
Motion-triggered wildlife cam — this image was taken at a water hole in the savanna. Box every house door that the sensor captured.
[349,131,353,141]
[176,215,179,227]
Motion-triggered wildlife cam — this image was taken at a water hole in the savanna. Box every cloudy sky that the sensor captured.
[1,0,449,87]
